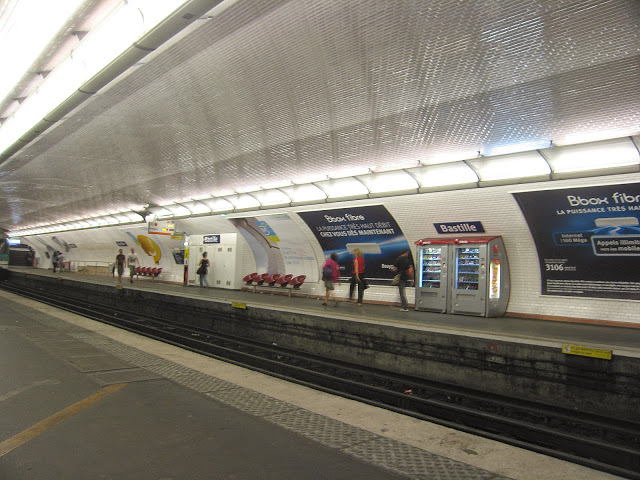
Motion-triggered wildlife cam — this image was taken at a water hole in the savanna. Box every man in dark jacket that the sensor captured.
[393,249,414,311]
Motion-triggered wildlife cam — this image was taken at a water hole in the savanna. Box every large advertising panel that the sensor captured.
[513,183,640,299]
[297,205,412,283]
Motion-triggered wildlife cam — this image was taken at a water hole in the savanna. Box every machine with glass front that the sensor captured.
[414,236,510,317]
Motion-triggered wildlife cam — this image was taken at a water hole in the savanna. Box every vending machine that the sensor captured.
[414,236,510,317]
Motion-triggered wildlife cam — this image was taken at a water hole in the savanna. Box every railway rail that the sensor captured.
[2,281,639,479]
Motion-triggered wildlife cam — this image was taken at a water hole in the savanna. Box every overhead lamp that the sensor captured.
[180,200,212,215]
[315,177,369,200]
[223,194,261,210]
[0,0,84,105]
[147,206,174,219]
[554,129,639,147]
[160,204,190,217]
[541,137,640,179]
[249,189,291,207]
[199,197,234,213]
[466,151,551,186]
[279,184,327,204]
[327,166,371,179]
[408,162,479,191]
[235,184,262,193]
[0,0,188,156]
[357,170,419,197]
[422,150,479,165]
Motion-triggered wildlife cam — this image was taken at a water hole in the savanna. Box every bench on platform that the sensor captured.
[243,272,305,296]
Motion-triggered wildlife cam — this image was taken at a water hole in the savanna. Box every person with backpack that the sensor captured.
[321,252,340,306]
[393,249,414,311]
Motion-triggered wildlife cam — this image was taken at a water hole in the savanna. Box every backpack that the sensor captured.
[322,265,332,280]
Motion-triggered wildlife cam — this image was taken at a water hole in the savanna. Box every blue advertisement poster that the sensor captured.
[297,205,412,283]
[513,183,640,299]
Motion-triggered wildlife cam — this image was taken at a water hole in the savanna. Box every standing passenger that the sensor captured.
[393,249,414,311]
[115,249,126,283]
[321,253,340,306]
[127,248,140,284]
[52,251,59,273]
[348,248,366,306]
[198,251,210,287]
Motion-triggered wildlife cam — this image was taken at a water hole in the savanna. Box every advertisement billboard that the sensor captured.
[297,205,412,282]
[513,183,640,299]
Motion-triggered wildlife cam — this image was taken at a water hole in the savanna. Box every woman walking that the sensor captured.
[348,248,366,306]
[197,251,210,287]
[321,253,340,306]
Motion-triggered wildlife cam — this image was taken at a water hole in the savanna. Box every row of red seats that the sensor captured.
[242,272,306,289]
[135,266,162,279]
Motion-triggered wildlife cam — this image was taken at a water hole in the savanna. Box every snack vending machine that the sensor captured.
[414,236,510,317]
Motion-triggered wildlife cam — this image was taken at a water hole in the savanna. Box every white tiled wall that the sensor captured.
[21,172,640,324]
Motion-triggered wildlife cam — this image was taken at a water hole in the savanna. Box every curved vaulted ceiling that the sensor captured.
[0,0,638,233]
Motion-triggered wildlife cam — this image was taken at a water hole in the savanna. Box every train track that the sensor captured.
[3,281,639,479]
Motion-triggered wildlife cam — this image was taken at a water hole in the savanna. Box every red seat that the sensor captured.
[150,267,159,278]
[264,273,281,286]
[276,274,293,287]
[143,267,152,276]
[243,272,258,285]
[253,273,269,285]
[135,266,141,275]
[153,267,162,277]
[288,275,306,289]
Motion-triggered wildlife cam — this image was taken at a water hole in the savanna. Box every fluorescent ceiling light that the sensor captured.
[250,189,291,207]
[554,129,640,146]
[161,204,191,217]
[315,177,369,199]
[541,137,640,175]
[328,166,371,179]
[408,163,478,189]
[0,0,84,104]
[467,151,551,183]
[357,170,418,195]
[222,194,260,210]
[422,150,479,165]
[0,0,187,155]
[279,184,327,203]
[199,197,234,212]
[180,200,211,215]
[147,206,174,218]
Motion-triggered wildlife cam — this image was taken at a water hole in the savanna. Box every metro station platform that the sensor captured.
[8,266,639,355]
[0,271,628,480]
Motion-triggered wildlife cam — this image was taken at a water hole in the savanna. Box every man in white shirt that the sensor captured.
[127,248,140,284]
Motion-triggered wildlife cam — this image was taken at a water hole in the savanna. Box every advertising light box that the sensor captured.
[148,221,176,236]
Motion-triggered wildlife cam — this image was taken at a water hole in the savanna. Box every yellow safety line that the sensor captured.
[0,383,128,457]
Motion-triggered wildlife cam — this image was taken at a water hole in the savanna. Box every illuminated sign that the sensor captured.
[148,221,175,235]
[489,259,501,299]
[203,235,221,244]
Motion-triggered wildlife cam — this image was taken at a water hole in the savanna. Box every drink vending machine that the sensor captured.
[414,236,510,317]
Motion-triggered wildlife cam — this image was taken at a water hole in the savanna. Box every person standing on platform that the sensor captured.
[349,248,366,306]
[197,251,210,287]
[115,249,126,283]
[393,249,414,311]
[321,252,340,306]
[52,251,59,273]
[127,248,140,284]
[57,251,65,272]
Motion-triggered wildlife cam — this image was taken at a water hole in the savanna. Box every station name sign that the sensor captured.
[434,221,485,234]
[203,234,221,244]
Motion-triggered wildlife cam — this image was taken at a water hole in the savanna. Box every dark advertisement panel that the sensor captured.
[297,205,412,283]
[513,183,640,299]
